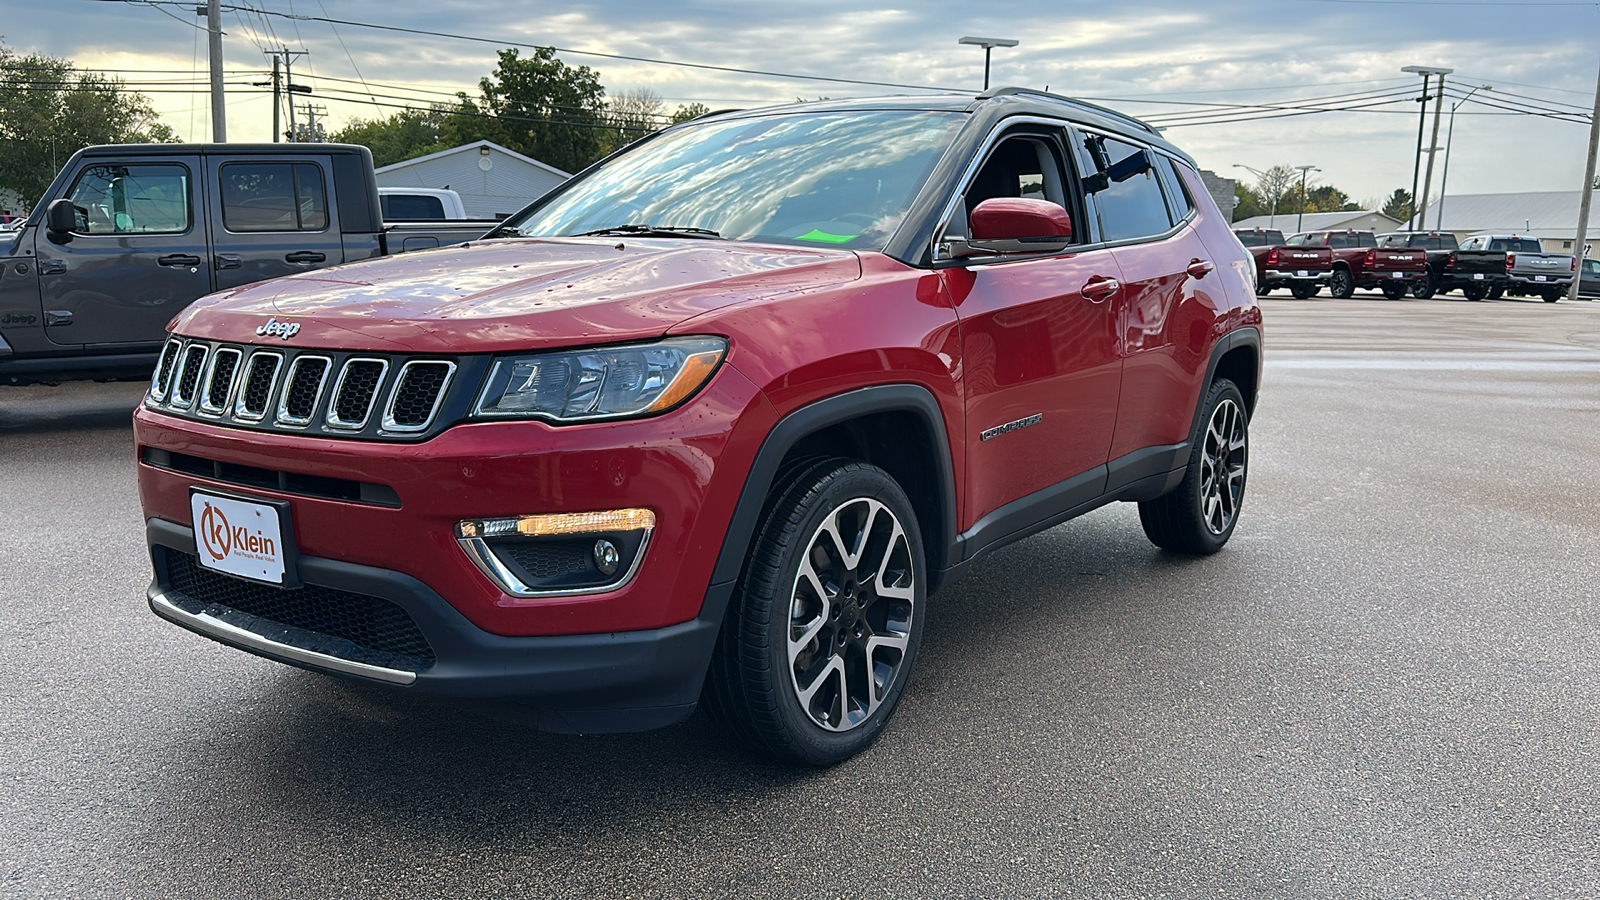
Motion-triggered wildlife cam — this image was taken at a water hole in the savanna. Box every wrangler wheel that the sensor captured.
[1138,379,1249,554]
[702,459,925,766]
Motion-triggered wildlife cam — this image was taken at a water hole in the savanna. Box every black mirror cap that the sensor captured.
[45,199,76,240]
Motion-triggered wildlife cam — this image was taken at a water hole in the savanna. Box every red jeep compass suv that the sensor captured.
[135,89,1262,765]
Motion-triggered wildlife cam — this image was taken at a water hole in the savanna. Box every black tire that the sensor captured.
[1412,272,1436,299]
[1290,283,1317,299]
[1256,282,1271,297]
[1329,267,1354,299]
[1381,283,1406,300]
[1463,283,1488,301]
[702,458,926,766]
[1543,288,1561,303]
[1487,284,1505,300]
[1138,379,1249,555]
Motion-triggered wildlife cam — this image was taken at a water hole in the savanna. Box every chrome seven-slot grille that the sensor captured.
[148,337,459,440]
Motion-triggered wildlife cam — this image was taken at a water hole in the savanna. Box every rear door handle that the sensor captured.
[157,254,202,268]
[1187,258,1215,279]
[215,254,242,270]
[285,251,326,265]
[1081,276,1120,302]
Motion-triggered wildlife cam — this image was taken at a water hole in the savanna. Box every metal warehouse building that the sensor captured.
[375,140,570,221]
[1418,191,1594,255]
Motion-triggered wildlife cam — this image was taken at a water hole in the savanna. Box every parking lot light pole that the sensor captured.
[1437,85,1490,230]
[1295,165,1320,233]
[959,37,1019,90]
[1232,163,1277,228]
[1402,66,1453,230]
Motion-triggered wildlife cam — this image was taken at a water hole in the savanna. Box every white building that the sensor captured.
[375,140,570,220]
[1230,210,1402,235]
[1418,191,1593,254]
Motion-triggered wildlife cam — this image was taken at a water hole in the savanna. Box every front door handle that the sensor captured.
[1081,276,1121,302]
[215,254,242,270]
[1187,258,1215,279]
[157,254,203,268]
[285,251,326,265]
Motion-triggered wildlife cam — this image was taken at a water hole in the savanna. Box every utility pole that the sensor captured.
[1294,165,1320,233]
[1437,85,1490,230]
[262,49,310,141]
[297,103,327,142]
[270,56,280,143]
[206,0,226,141]
[1417,71,1450,233]
[1568,57,1600,301]
[1402,66,1452,230]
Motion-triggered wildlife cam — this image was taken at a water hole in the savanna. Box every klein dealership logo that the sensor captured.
[256,318,301,340]
[198,501,277,562]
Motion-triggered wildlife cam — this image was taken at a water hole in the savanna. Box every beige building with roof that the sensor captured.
[1230,210,1402,235]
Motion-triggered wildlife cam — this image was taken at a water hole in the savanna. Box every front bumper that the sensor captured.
[147,518,731,732]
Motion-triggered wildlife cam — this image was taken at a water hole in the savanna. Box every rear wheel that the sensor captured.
[702,459,925,766]
[1290,283,1317,299]
[1412,272,1436,299]
[1256,282,1271,297]
[1463,283,1488,301]
[1139,379,1248,555]
[1487,284,1504,300]
[1329,268,1354,299]
[1543,288,1562,303]
[1382,283,1407,300]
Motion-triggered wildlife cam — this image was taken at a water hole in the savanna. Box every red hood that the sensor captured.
[170,237,862,353]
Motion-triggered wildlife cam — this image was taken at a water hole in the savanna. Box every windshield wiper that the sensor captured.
[573,224,723,239]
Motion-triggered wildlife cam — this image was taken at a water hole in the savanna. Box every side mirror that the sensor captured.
[46,199,77,241]
[949,197,1072,257]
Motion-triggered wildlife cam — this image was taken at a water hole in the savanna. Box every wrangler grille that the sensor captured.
[145,336,463,441]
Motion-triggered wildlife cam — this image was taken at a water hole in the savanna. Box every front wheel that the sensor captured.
[1329,268,1354,299]
[1290,283,1317,299]
[1543,288,1562,303]
[1463,283,1488,301]
[1138,379,1249,554]
[702,459,926,766]
[1487,284,1505,300]
[1412,272,1436,299]
[1382,283,1407,300]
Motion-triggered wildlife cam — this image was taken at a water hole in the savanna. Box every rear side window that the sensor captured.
[65,164,190,235]
[220,162,328,232]
[381,194,446,221]
[1082,134,1173,242]
[1488,238,1542,252]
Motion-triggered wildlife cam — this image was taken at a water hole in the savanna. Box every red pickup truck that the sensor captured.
[1288,230,1427,299]
[132,90,1262,765]
[1234,228,1334,299]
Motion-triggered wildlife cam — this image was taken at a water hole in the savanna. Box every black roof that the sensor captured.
[79,142,371,157]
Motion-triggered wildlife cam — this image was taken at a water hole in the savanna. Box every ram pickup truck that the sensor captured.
[1458,234,1574,302]
[133,89,1262,766]
[1376,231,1506,300]
[0,143,500,386]
[1242,240,1334,299]
[1287,230,1426,299]
[378,186,471,222]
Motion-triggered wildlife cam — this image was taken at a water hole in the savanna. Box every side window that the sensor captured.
[945,132,1072,240]
[220,162,328,232]
[64,164,190,235]
[1285,234,1308,246]
[1080,133,1172,242]
[1358,233,1377,248]
[1155,155,1195,222]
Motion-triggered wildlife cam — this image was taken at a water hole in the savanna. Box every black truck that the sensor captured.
[0,143,501,386]
[1376,231,1505,300]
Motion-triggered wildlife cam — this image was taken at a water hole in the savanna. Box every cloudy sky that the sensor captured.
[5,0,1599,209]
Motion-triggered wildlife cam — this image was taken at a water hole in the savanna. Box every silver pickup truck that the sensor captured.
[1458,234,1574,302]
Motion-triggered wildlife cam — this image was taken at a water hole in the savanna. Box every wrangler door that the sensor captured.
[205,153,345,291]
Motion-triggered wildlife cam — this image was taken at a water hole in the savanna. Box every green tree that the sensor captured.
[1381,188,1413,223]
[668,102,711,125]
[446,47,608,174]
[329,107,450,168]
[1304,185,1358,214]
[0,44,177,209]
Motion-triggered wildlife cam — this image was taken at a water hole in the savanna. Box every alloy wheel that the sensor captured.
[786,497,915,732]
[1199,398,1247,535]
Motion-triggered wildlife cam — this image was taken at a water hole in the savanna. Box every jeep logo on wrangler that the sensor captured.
[256,318,301,340]
[1,312,39,326]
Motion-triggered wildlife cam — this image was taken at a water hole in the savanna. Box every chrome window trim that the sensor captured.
[325,357,390,431]
[168,343,210,410]
[381,360,456,433]
[233,350,284,422]
[457,528,654,599]
[274,354,333,427]
[196,347,243,417]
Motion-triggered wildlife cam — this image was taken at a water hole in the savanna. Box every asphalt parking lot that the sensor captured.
[3,288,1599,898]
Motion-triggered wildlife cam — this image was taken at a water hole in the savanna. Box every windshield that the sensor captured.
[499,110,965,250]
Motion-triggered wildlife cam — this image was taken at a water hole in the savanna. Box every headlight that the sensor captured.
[471,336,727,422]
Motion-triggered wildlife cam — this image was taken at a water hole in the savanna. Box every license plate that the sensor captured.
[191,490,289,584]
[1296,270,1309,277]
[1473,273,1485,280]
[1391,272,1404,278]
[1535,275,1547,282]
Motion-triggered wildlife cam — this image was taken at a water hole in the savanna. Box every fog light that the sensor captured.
[593,539,621,576]
[455,509,655,598]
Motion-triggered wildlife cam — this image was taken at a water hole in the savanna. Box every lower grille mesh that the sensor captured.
[162,549,435,672]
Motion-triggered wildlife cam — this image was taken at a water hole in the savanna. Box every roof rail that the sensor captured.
[973,86,1159,135]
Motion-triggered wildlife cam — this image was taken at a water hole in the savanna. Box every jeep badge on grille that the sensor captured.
[256,318,301,340]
